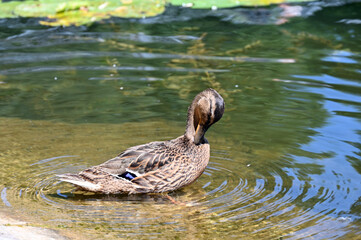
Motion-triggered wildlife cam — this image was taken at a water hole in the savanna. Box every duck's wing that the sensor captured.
[58,140,185,193]
[97,140,174,178]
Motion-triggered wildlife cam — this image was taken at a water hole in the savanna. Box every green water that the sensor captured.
[0,3,361,239]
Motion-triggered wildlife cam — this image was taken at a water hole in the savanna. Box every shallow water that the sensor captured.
[0,2,361,239]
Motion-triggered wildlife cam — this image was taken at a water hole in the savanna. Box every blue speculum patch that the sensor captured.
[118,172,137,180]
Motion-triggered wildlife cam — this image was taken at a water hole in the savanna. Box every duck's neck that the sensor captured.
[184,104,197,141]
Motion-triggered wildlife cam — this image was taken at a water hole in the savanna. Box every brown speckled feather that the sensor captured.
[58,88,224,194]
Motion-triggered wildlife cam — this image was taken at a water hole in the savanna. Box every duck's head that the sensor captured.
[185,88,225,145]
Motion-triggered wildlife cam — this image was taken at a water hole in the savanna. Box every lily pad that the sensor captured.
[0,0,311,26]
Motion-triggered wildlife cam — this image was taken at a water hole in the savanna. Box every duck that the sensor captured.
[58,88,225,194]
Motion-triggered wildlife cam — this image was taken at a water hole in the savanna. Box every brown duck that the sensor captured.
[58,88,224,194]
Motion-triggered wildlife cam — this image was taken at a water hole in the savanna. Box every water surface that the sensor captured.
[0,3,360,239]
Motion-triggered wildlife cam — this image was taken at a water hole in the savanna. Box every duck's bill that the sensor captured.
[194,124,207,145]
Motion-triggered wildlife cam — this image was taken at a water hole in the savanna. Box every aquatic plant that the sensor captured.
[0,0,311,26]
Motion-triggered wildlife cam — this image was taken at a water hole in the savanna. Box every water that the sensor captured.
[0,2,360,239]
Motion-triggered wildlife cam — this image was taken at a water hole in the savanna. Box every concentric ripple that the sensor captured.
[1,4,361,239]
[1,143,358,239]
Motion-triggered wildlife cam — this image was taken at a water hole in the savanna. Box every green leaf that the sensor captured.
[40,0,165,26]
[14,2,58,17]
[0,0,311,26]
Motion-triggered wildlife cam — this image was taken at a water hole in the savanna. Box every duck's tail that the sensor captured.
[57,173,102,192]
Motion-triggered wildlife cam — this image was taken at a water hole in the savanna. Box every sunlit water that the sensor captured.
[0,3,360,239]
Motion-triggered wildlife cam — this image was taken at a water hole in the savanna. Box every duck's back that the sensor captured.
[58,136,210,194]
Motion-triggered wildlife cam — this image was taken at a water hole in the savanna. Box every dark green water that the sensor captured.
[0,3,360,239]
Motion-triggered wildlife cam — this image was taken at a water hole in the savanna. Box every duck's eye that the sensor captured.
[117,171,137,180]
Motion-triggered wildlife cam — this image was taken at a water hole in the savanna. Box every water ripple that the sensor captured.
[0,65,229,76]
[1,30,198,50]
[1,188,11,207]
[0,4,360,238]
[0,51,295,65]
[0,143,359,239]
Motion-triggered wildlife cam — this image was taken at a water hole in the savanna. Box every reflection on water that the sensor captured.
[0,2,361,239]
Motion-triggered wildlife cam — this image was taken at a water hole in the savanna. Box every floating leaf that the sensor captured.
[38,0,165,26]
[55,1,90,13]
[0,2,18,18]
[14,2,58,17]
[0,0,312,26]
